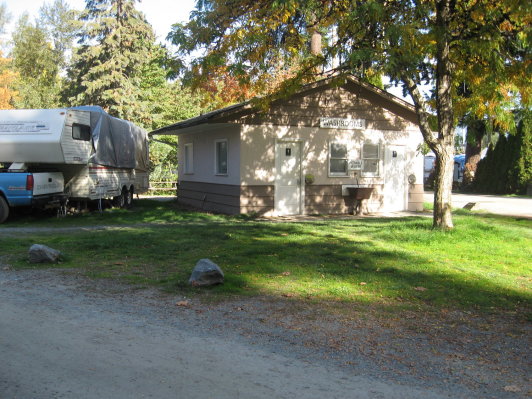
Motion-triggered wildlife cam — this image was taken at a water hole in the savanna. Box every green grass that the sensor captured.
[2,199,531,315]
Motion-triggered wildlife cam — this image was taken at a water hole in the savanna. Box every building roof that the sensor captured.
[149,75,417,137]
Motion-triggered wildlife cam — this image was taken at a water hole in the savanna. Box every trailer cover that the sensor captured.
[72,106,148,171]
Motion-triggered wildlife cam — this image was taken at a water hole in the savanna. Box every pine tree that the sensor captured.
[65,0,155,122]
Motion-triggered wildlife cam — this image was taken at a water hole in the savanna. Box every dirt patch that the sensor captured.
[2,268,528,398]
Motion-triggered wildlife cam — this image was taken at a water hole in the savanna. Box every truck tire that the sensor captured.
[0,196,9,224]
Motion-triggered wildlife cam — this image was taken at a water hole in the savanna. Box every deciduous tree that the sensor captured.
[38,0,81,69]
[169,0,531,229]
[11,15,61,108]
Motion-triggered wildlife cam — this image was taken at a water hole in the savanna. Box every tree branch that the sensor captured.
[401,73,438,150]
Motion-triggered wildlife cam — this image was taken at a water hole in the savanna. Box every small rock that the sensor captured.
[28,244,62,263]
[188,258,224,287]
[463,202,478,210]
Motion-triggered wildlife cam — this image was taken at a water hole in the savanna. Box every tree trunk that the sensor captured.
[463,119,485,186]
[432,0,455,230]
[310,29,322,56]
[433,146,454,229]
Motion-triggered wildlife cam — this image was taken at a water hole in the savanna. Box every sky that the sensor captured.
[2,0,196,42]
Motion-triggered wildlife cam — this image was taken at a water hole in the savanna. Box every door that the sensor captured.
[275,141,302,215]
[384,145,407,211]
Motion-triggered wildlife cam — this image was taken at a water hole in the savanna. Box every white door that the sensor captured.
[384,145,407,211]
[275,141,302,215]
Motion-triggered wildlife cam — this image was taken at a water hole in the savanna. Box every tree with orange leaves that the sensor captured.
[0,54,17,109]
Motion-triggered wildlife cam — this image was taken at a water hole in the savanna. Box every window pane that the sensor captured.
[72,124,91,141]
[363,159,378,174]
[330,143,347,158]
[216,141,227,174]
[363,143,379,159]
[330,159,348,174]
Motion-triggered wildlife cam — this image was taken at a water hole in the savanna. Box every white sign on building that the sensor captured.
[320,117,365,130]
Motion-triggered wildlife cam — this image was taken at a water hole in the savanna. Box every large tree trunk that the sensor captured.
[400,0,456,229]
[432,0,455,230]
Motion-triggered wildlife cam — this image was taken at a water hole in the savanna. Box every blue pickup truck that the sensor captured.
[0,165,66,223]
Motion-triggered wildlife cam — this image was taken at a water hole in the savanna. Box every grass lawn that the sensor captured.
[1,199,530,316]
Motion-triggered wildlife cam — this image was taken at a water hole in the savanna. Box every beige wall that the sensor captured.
[239,124,423,213]
[178,123,241,186]
[175,83,425,214]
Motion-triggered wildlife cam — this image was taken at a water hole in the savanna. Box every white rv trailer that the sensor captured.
[0,107,149,207]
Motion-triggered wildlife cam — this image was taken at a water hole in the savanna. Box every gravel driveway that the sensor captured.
[0,268,529,399]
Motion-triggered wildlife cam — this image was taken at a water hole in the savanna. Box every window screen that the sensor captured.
[72,124,91,141]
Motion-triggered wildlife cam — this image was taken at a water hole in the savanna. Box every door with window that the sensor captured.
[275,141,302,215]
[384,145,406,211]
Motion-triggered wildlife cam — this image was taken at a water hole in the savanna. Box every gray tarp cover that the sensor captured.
[72,106,149,171]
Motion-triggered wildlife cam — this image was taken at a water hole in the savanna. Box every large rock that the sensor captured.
[28,244,62,263]
[188,259,224,287]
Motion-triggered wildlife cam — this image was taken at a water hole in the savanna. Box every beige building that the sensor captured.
[150,76,425,216]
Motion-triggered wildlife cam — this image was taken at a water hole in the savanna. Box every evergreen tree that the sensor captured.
[474,111,531,194]
[65,0,155,122]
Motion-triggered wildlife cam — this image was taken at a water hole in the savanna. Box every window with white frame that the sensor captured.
[329,142,349,176]
[361,142,380,177]
[215,139,228,175]
[184,143,193,174]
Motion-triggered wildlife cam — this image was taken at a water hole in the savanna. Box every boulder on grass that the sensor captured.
[188,259,224,287]
[28,244,62,263]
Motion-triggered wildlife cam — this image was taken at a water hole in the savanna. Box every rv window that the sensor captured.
[72,124,91,141]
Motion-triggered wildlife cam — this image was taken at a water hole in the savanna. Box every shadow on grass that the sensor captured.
[6,213,530,314]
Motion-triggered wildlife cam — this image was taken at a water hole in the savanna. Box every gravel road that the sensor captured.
[0,268,529,399]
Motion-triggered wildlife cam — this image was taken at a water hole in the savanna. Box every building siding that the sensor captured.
[240,185,274,215]
[179,181,240,214]
[223,85,419,131]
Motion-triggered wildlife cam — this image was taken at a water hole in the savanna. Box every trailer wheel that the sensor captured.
[125,187,134,208]
[119,187,130,209]
[0,196,9,224]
